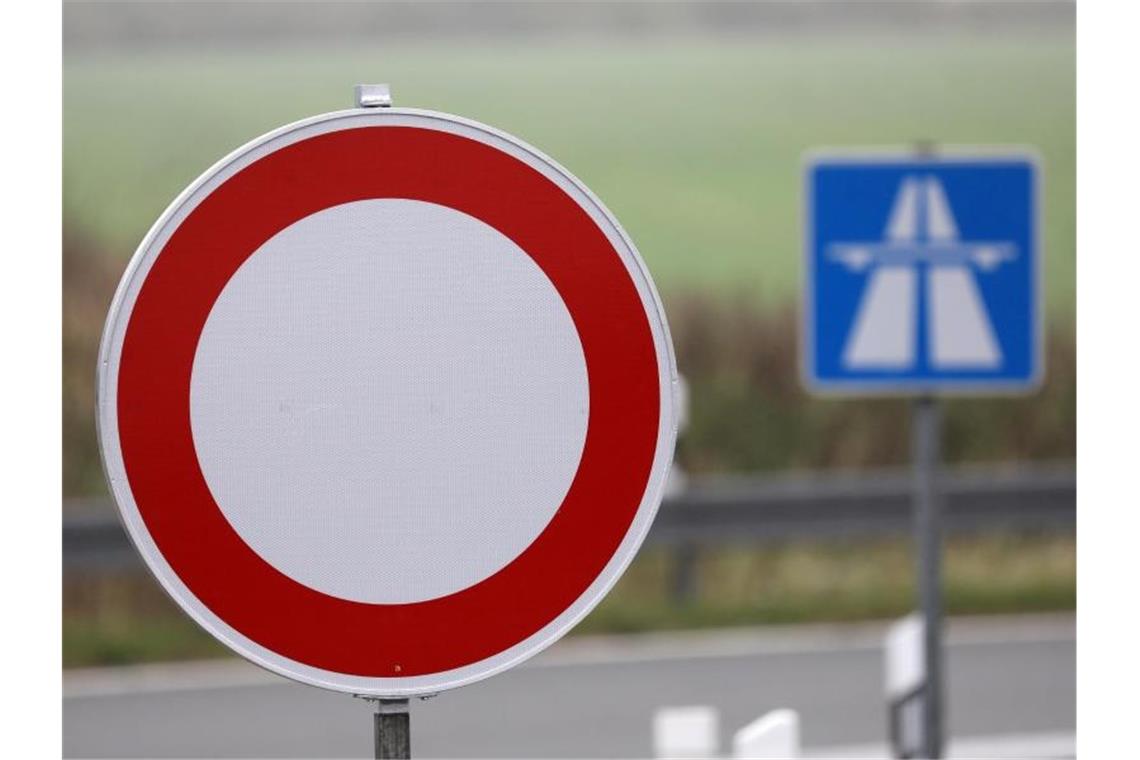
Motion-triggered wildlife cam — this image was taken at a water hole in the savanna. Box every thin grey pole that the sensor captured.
[670,542,699,604]
[912,395,944,758]
[373,698,410,759]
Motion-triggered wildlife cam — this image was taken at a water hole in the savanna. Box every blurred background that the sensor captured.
[62,2,1074,757]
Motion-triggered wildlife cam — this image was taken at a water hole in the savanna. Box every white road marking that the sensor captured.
[807,731,1075,759]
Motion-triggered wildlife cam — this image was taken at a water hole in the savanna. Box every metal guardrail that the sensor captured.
[647,464,1075,546]
[62,464,1074,571]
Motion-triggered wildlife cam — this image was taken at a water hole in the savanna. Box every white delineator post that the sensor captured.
[653,706,720,759]
[732,709,801,759]
[886,614,927,758]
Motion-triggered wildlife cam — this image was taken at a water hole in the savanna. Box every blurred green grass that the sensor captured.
[64,34,1075,313]
[580,532,1075,634]
[64,532,1074,667]
[61,35,1077,495]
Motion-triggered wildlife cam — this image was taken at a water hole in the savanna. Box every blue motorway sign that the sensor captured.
[803,152,1041,394]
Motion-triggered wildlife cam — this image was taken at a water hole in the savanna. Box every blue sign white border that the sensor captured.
[800,147,1045,397]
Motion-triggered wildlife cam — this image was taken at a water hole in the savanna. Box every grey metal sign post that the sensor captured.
[371,698,411,760]
[911,395,944,758]
[909,142,944,760]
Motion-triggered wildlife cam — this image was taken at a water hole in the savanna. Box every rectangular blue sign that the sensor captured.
[803,152,1042,394]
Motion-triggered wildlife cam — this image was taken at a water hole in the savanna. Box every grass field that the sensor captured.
[64,34,1075,312]
[62,34,1076,495]
[63,532,1075,667]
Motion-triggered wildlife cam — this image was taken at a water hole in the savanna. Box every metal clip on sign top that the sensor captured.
[355,83,393,108]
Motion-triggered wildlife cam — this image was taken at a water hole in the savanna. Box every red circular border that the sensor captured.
[116,124,661,677]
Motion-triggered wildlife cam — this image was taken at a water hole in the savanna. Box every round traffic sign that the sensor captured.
[97,108,677,695]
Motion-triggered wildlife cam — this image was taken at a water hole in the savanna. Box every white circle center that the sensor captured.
[189,199,589,604]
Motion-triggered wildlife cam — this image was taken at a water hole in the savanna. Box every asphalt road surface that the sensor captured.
[63,615,1074,758]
